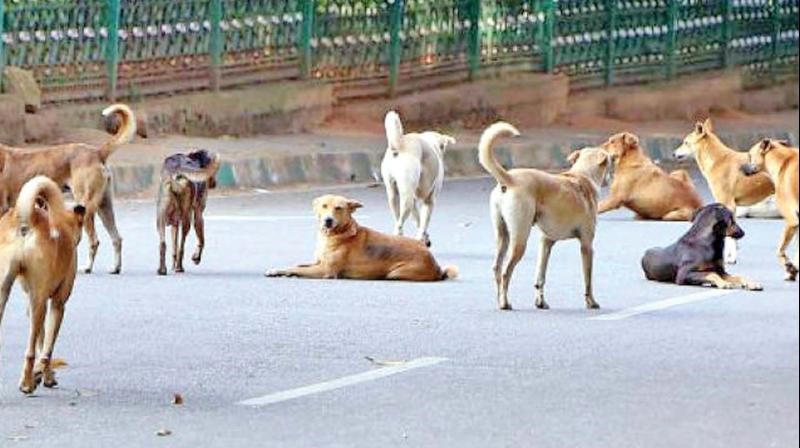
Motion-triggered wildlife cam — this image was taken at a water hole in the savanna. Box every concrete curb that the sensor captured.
[111,129,798,197]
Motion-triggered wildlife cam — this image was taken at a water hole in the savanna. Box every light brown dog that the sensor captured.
[741,139,800,281]
[673,119,775,263]
[599,132,703,221]
[0,104,136,274]
[266,195,458,281]
[0,176,85,394]
[480,122,612,311]
[157,150,221,276]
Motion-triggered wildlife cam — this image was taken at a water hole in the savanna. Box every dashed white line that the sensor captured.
[238,357,447,408]
[589,289,737,321]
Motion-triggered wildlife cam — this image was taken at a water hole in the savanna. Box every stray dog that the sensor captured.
[0,104,136,274]
[741,139,799,281]
[673,119,776,264]
[480,122,612,311]
[265,194,458,281]
[0,176,85,394]
[381,111,457,247]
[599,132,703,220]
[641,204,762,290]
[157,150,221,276]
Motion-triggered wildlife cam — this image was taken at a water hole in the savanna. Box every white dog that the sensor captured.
[381,111,456,247]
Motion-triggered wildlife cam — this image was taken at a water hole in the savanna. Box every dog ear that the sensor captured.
[703,118,714,133]
[695,121,706,136]
[347,200,363,212]
[623,133,639,149]
[759,138,776,155]
[566,150,581,166]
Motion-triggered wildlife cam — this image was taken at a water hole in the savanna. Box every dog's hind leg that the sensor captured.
[192,208,205,266]
[98,187,123,275]
[0,265,18,345]
[81,213,100,274]
[19,294,47,394]
[171,224,180,272]
[175,220,191,274]
[580,238,600,309]
[491,210,510,310]
[662,208,695,222]
[498,211,533,311]
[385,181,404,235]
[534,237,556,310]
[416,197,435,247]
[778,224,799,281]
[157,215,168,276]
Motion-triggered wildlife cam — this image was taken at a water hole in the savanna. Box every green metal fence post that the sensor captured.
[771,0,781,69]
[604,0,617,86]
[0,0,5,93]
[665,0,678,79]
[301,0,315,79]
[467,0,481,81]
[722,0,732,67]
[105,0,121,102]
[542,0,556,73]
[389,0,404,97]
[210,0,223,91]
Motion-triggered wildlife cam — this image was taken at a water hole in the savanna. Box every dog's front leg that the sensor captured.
[265,263,336,279]
[157,215,168,276]
[598,195,624,214]
[778,224,799,281]
[580,241,600,309]
[722,274,763,291]
[192,207,206,265]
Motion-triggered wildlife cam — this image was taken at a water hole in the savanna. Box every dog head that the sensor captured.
[674,119,714,161]
[692,203,744,241]
[312,195,363,235]
[567,146,614,187]
[740,138,788,177]
[601,132,640,162]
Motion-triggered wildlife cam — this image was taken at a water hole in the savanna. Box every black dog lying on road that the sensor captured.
[641,204,762,290]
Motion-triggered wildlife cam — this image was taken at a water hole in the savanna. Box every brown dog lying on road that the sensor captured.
[157,150,221,276]
[674,119,775,264]
[742,139,799,281]
[599,132,703,221]
[0,176,85,394]
[479,122,612,311]
[266,194,458,281]
[0,104,136,274]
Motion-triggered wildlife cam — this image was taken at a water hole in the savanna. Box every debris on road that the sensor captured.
[365,356,407,367]
[156,428,173,437]
[173,393,184,406]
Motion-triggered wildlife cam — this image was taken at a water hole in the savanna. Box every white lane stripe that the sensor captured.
[589,289,737,321]
[206,215,371,222]
[238,357,447,407]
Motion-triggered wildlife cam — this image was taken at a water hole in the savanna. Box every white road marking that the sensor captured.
[238,357,447,407]
[206,215,371,222]
[590,289,737,321]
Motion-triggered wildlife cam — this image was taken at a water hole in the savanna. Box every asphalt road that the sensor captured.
[0,178,797,448]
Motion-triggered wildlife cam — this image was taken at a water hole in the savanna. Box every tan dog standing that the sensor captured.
[266,195,458,281]
[0,104,136,274]
[157,150,221,276]
[0,176,85,394]
[599,132,703,221]
[673,119,775,263]
[480,122,612,311]
[741,139,800,281]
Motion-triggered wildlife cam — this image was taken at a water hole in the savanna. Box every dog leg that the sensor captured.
[491,212,510,310]
[192,208,205,265]
[385,182,404,235]
[416,198,434,247]
[397,193,416,237]
[171,225,180,272]
[0,267,18,345]
[778,224,799,281]
[98,190,123,275]
[19,295,47,395]
[498,220,532,311]
[724,237,739,265]
[722,274,763,291]
[175,220,191,273]
[157,216,168,276]
[265,263,333,279]
[580,241,600,309]
[662,208,694,221]
[37,299,66,388]
[81,213,100,274]
[598,196,623,214]
[534,237,555,310]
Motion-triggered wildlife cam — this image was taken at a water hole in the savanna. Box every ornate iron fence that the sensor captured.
[0,0,797,103]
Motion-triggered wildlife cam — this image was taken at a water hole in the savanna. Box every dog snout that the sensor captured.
[323,217,335,229]
[729,224,745,240]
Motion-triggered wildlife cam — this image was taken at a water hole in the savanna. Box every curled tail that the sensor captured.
[385,111,404,152]
[441,265,459,281]
[98,104,137,162]
[16,176,66,236]
[479,122,520,187]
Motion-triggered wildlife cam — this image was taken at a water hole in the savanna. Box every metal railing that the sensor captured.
[0,0,797,104]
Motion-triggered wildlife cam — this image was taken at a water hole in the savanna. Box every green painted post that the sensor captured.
[665,0,678,79]
[542,0,556,73]
[604,0,617,86]
[105,0,121,102]
[210,0,223,91]
[0,0,5,92]
[301,0,315,79]
[770,0,781,69]
[388,0,404,97]
[467,0,481,81]
[722,0,732,67]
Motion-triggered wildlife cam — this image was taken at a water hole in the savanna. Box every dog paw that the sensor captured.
[80,267,93,275]
[498,302,513,311]
[109,267,121,275]
[19,379,36,395]
[586,302,601,310]
[265,270,285,278]
[192,255,202,265]
[174,267,185,274]
[535,299,550,310]
[745,283,764,292]
[157,268,167,276]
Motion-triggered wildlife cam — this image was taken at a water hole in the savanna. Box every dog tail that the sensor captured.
[98,104,137,162]
[441,265,459,281]
[385,111,404,151]
[669,169,695,187]
[479,122,520,187]
[16,176,67,236]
